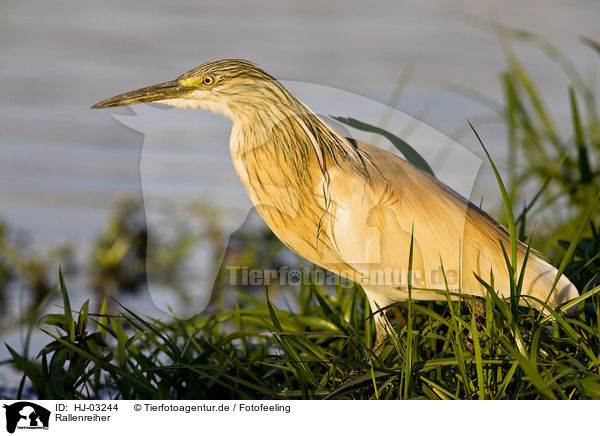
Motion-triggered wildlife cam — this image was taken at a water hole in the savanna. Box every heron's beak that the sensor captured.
[91,80,193,109]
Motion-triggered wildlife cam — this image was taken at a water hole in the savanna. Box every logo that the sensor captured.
[3,402,50,433]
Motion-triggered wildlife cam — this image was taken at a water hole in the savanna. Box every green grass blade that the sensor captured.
[569,87,592,184]
[545,191,600,307]
[469,121,518,276]
[333,116,435,176]
[58,266,75,343]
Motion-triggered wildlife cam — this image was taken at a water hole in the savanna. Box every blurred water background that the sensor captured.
[0,0,599,390]
[1,0,598,249]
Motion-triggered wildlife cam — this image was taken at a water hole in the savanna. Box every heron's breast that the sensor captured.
[231,154,338,264]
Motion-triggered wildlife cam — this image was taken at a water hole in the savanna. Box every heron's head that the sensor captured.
[91,59,288,120]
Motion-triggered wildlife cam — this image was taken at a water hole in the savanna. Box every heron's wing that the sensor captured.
[318,140,578,306]
[318,141,515,298]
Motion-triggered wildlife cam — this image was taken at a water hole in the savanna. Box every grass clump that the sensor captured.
[5,266,600,400]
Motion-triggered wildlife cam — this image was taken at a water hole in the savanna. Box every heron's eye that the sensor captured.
[202,76,215,86]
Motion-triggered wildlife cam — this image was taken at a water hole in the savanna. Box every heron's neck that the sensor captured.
[227,105,328,213]
[226,92,371,206]
[229,106,301,158]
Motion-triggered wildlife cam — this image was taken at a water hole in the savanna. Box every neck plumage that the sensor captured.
[226,81,374,251]
[229,85,370,195]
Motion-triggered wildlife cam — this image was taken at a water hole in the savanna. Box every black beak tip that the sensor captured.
[91,100,115,109]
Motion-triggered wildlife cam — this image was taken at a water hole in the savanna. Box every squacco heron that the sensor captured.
[92,59,578,346]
